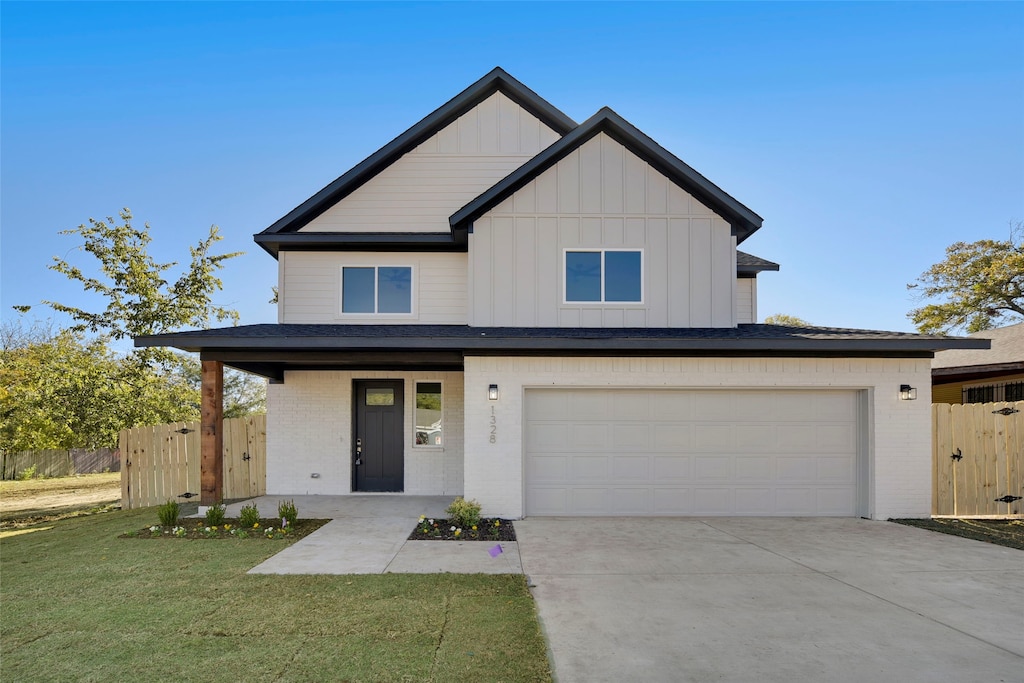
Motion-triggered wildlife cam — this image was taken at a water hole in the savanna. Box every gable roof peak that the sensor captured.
[451,106,764,243]
[256,67,576,244]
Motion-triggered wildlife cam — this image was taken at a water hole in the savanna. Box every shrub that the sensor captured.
[278,499,298,527]
[17,465,37,481]
[446,497,481,529]
[157,499,180,527]
[239,502,261,528]
[204,502,226,526]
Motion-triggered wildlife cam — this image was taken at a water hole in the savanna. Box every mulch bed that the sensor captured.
[890,518,1024,550]
[122,518,330,540]
[408,518,516,542]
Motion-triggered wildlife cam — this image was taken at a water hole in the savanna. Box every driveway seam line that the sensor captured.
[700,521,1024,661]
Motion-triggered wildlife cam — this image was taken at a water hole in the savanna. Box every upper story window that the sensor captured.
[341,266,413,314]
[564,249,643,303]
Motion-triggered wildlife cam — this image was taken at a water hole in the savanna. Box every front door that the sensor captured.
[353,380,404,492]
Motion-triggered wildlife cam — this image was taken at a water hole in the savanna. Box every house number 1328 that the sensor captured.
[489,406,497,443]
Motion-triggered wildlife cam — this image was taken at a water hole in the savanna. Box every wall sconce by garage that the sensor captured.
[899,384,917,401]
[488,384,499,401]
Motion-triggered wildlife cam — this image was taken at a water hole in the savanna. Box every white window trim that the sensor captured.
[562,248,644,304]
[412,379,444,450]
[338,264,416,317]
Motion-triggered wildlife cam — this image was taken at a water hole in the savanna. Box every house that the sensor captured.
[138,68,987,520]
[932,322,1023,403]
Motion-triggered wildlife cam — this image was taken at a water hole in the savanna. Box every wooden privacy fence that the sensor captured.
[1,448,119,480]
[120,414,266,509]
[933,401,1023,518]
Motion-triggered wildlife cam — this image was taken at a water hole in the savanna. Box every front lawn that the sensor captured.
[0,508,551,682]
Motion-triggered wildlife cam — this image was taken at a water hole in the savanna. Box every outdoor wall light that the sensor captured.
[488,384,499,401]
[899,384,917,401]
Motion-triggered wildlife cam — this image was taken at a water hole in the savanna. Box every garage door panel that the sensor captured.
[653,424,691,450]
[735,488,774,514]
[651,392,695,420]
[653,488,692,514]
[526,424,569,450]
[569,393,611,420]
[694,456,733,479]
[525,392,569,420]
[612,455,652,480]
[613,424,649,449]
[612,488,653,514]
[694,488,735,514]
[571,488,611,513]
[572,424,609,449]
[653,455,693,479]
[527,455,568,482]
[525,389,860,517]
[571,455,610,480]
[694,425,735,450]
[735,456,772,480]
[612,392,652,420]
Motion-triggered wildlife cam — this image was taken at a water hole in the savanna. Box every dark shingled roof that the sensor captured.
[137,323,987,354]
[736,251,779,274]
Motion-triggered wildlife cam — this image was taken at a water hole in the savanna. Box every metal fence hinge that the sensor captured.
[179,491,198,499]
[950,448,963,462]
[242,452,251,461]
[994,495,1022,504]
[175,428,195,435]
[992,407,1019,416]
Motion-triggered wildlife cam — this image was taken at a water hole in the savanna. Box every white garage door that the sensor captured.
[525,389,860,516]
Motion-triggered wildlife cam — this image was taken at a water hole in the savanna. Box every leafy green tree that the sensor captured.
[908,222,1024,334]
[763,313,811,326]
[39,209,241,343]
[0,321,197,451]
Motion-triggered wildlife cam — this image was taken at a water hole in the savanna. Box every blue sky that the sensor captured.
[2,1,1022,340]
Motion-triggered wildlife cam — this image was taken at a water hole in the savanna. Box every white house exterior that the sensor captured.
[139,68,985,520]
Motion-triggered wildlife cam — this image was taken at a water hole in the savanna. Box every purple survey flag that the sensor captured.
[489,544,503,558]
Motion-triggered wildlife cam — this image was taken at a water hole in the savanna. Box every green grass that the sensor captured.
[1,508,551,682]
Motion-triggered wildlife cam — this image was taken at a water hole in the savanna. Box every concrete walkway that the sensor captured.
[224,495,522,575]
[515,517,1024,683]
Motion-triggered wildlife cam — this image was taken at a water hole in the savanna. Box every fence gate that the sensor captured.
[933,401,1023,518]
[120,415,266,509]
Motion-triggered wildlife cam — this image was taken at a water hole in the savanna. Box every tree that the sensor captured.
[39,209,241,340]
[0,321,198,451]
[764,313,810,326]
[908,222,1024,334]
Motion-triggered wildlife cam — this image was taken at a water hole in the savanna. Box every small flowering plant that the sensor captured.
[407,515,514,542]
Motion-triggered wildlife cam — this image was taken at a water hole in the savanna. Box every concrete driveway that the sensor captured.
[515,517,1024,683]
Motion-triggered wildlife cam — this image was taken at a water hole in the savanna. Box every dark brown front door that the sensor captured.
[353,380,404,492]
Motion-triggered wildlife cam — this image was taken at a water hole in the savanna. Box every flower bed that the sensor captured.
[122,518,329,540]
[408,516,516,542]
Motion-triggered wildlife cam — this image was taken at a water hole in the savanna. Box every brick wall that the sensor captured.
[266,370,464,496]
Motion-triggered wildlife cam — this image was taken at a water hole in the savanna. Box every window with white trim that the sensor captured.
[414,382,443,447]
[564,249,643,303]
[341,266,412,314]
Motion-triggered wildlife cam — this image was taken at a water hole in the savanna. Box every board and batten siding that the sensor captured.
[736,278,756,324]
[468,132,737,328]
[299,91,561,234]
[279,251,467,324]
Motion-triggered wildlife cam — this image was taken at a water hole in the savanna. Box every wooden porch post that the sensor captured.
[200,360,224,506]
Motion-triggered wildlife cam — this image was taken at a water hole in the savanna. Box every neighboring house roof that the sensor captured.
[137,323,988,380]
[932,322,1024,383]
[736,251,780,276]
[255,67,576,256]
[450,107,764,244]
